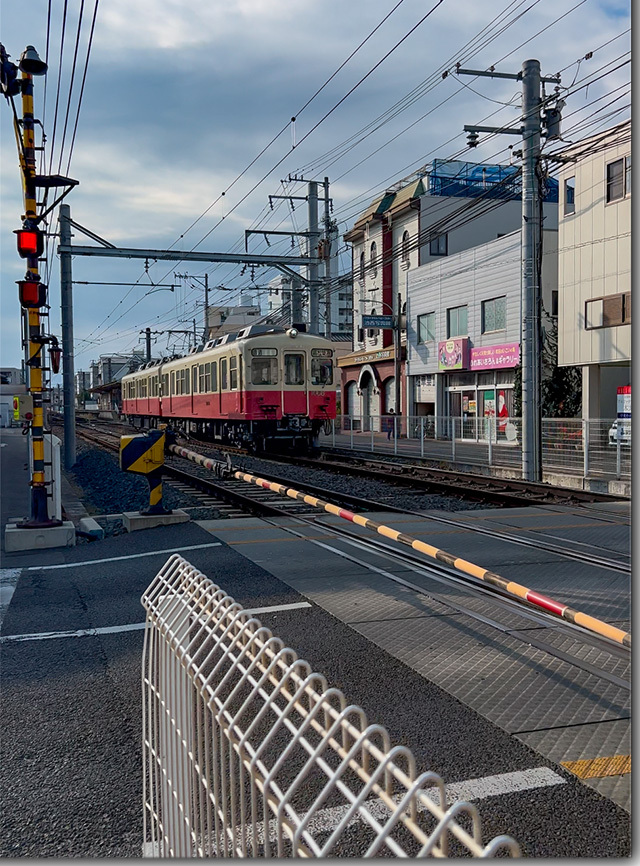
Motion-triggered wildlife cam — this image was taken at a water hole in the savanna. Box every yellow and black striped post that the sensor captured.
[18,66,57,526]
[120,429,171,515]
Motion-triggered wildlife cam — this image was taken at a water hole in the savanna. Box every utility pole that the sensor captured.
[175,272,210,340]
[307,181,320,334]
[458,59,562,482]
[322,177,332,339]
[394,291,402,423]
[144,327,152,361]
[59,204,76,470]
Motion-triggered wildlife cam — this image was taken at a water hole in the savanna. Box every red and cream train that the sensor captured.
[121,325,336,451]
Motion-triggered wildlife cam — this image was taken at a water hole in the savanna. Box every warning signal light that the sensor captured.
[50,345,61,374]
[15,227,44,259]
[18,279,46,308]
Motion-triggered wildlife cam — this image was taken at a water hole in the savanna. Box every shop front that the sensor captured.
[339,345,403,432]
[438,338,520,440]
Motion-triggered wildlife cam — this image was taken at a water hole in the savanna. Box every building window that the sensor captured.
[585,293,631,329]
[370,241,378,278]
[359,251,365,282]
[482,297,506,333]
[367,308,377,339]
[606,158,626,202]
[401,230,410,265]
[551,290,558,317]
[564,176,575,215]
[429,233,447,256]
[625,155,631,196]
[417,312,435,343]
[447,304,468,338]
[357,327,364,343]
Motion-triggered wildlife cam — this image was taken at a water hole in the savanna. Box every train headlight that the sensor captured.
[286,328,298,338]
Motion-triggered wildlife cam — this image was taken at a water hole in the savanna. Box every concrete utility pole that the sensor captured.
[59,204,76,470]
[458,58,562,483]
[307,181,320,334]
[322,177,332,339]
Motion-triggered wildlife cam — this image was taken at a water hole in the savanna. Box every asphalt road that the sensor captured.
[0,520,630,858]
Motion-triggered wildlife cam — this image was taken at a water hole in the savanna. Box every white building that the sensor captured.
[0,367,26,427]
[407,229,558,436]
[206,304,262,339]
[556,120,631,420]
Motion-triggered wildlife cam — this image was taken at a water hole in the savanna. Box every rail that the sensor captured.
[141,554,520,858]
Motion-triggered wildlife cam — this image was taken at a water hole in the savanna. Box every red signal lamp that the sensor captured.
[50,346,62,374]
[18,279,46,308]
[15,227,44,259]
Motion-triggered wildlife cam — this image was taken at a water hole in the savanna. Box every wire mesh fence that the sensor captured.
[141,555,521,858]
[319,416,630,481]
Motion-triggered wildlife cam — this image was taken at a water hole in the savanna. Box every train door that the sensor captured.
[227,354,241,416]
[283,352,306,415]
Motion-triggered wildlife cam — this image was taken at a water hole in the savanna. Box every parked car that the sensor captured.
[608,419,631,446]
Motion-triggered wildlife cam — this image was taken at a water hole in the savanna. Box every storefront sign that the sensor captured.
[617,385,631,419]
[438,338,469,371]
[338,348,394,367]
[469,342,520,370]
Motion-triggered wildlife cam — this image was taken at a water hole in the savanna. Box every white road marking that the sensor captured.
[0,621,146,643]
[244,601,312,615]
[0,568,22,630]
[0,603,313,643]
[21,542,222,572]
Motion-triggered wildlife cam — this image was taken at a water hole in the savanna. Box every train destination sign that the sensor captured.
[362,315,394,329]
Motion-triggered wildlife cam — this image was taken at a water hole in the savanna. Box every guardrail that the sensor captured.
[319,416,630,481]
[141,555,520,858]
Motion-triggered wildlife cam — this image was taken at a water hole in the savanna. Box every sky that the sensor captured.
[0,0,631,377]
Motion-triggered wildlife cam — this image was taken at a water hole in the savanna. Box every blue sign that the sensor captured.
[362,315,393,329]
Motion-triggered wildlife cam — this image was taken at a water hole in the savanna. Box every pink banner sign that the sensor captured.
[438,338,469,371]
[469,342,520,370]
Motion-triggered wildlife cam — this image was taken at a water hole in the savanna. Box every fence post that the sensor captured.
[451,416,456,463]
[420,416,425,459]
[488,419,493,467]
[371,420,374,452]
[393,415,398,455]
[350,418,354,450]
[616,433,621,480]
[332,418,335,448]
[582,419,589,479]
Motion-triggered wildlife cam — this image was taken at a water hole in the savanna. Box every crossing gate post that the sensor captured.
[119,428,171,515]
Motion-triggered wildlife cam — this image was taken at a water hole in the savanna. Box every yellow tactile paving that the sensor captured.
[561,754,631,779]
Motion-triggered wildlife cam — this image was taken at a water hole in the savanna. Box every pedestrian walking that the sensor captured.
[386,408,395,440]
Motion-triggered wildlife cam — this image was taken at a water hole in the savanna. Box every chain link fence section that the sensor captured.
[141,555,521,858]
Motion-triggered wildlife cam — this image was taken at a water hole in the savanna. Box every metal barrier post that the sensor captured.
[141,555,521,859]
[350,419,354,450]
[616,433,621,480]
[488,419,493,467]
[371,420,374,452]
[451,416,456,463]
[420,416,425,459]
[332,418,335,448]
[393,415,398,455]
[582,419,589,479]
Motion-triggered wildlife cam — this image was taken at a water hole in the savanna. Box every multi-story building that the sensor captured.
[339,160,557,425]
[556,120,631,420]
[407,229,558,436]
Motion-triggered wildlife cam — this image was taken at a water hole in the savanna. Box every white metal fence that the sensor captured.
[142,555,520,858]
[319,416,631,481]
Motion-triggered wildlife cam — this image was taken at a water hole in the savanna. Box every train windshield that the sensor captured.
[284,353,305,385]
[311,349,333,386]
[251,357,278,385]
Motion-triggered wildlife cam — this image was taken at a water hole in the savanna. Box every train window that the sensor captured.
[192,365,198,394]
[161,374,168,396]
[251,347,277,357]
[229,356,238,390]
[220,358,228,390]
[311,356,333,386]
[185,368,190,395]
[171,371,175,395]
[285,353,305,385]
[151,376,158,397]
[199,364,206,392]
[210,361,217,391]
[251,357,278,385]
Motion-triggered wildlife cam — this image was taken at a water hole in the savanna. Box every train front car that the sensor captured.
[243,327,336,451]
[121,325,336,452]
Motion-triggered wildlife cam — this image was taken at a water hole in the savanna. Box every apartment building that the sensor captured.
[556,120,631,420]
